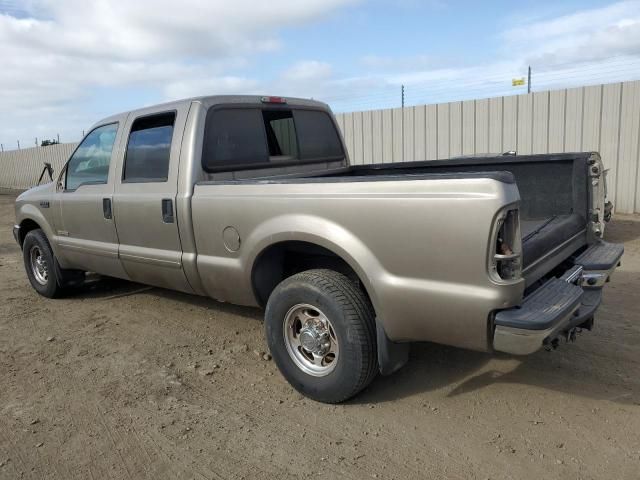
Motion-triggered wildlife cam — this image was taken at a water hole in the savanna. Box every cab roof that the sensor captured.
[94,95,330,128]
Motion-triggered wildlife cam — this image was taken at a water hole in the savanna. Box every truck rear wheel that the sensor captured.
[23,229,81,298]
[265,269,378,403]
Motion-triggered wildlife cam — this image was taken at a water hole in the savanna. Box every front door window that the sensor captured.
[65,123,118,191]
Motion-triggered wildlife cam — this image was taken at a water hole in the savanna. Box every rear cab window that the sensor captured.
[202,106,344,173]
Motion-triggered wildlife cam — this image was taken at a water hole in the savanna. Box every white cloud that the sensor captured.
[360,54,434,71]
[502,0,640,67]
[0,0,357,146]
[285,60,333,82]
[163,75,260,101]
[326,1,640,111]
[2,0,640,147]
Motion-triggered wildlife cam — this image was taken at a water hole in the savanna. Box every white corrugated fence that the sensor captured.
[0,143,77,191]
[1,80,640,212]
[335,80,640,213]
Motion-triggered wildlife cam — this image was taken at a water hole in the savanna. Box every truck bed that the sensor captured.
[324,153,592,285]
[219,152,592,286]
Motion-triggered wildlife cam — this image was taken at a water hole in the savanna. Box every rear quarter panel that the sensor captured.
[191,176,524,351]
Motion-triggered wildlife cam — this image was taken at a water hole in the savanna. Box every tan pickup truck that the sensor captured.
[13,95,623,403]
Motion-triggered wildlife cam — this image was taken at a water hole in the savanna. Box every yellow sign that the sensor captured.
[512,78,525,86]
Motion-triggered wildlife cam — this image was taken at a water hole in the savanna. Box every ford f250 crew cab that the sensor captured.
[13,95,623,403]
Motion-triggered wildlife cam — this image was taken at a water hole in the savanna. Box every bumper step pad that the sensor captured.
[494,278,583,331]
[574,241,624,271]
[494,241,622,355]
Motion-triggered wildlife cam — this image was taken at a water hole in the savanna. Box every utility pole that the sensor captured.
[17,140,20,150]
[527,65,532,94]
[401,84,405,108]
[35,137,38,147]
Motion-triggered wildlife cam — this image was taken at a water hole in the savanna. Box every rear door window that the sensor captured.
[123,112,176,182]
[202,107,344,172]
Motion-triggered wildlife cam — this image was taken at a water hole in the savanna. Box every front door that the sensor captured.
[112,105,193,293]
[57,119,129,279]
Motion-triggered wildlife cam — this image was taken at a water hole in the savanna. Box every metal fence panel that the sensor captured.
[488,97,502,153]
[475,98,489,155]
[502,95,518,153]
[402,106,414,162]
[617,81,640,213]
[532,91,549,153]
[0,143,77,190]
[565,87,584,152]
[331,80,640,213]
[425,104,438,160]
[449,101,462,157]
[436,103,449,159]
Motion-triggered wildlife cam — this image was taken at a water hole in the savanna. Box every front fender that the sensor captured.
[16,203,58,251]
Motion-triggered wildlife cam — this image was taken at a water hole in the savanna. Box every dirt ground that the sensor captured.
[0,192,639,480]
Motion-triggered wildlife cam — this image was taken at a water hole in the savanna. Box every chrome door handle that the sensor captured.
[161,199,174,223]
[102,198,112,219]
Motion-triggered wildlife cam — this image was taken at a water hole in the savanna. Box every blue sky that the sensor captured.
[1,0,640,149]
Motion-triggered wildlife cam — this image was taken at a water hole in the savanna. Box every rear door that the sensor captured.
[112,104,194,293]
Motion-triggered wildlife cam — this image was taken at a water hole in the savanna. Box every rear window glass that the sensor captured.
[123,112,175,182]
[263,110,297,157]
[202,109,269,170]
[202,107,344,172]
[293,110,344,160]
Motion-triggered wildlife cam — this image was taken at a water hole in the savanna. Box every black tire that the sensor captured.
[265,269,378,403]
[22,229,75,298]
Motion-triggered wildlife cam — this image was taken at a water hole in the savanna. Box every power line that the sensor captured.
[327,60,640,113]
[325,56,640,108]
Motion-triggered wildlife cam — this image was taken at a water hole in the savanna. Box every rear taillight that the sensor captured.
[489,208,522,282]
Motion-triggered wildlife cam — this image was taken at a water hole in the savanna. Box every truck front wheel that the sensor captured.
[265,269,378,403]
[23,229,81,298]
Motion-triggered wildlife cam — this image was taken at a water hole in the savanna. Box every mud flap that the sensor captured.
[376,322,410,375]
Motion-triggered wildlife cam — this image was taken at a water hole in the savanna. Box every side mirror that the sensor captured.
[44,162,54,179]
[37,162,55,186]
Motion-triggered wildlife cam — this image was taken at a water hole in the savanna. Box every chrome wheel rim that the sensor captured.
[29,245,48,285]
[283,303,339,377]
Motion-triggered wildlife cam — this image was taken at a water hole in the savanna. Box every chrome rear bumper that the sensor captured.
[493,241,623,355]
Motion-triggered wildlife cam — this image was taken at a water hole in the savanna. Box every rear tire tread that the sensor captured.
[266,268,378,403]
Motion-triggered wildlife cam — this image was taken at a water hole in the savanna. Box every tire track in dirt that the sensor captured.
[47,293,454,479]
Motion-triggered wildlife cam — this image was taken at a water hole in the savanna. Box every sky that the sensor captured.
[1,0,640,149]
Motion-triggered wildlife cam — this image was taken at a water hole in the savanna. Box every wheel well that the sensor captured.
[252,241,371,308]
[19,219,41,246]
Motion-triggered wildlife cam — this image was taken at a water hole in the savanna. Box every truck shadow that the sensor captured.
[356,341,638,406]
